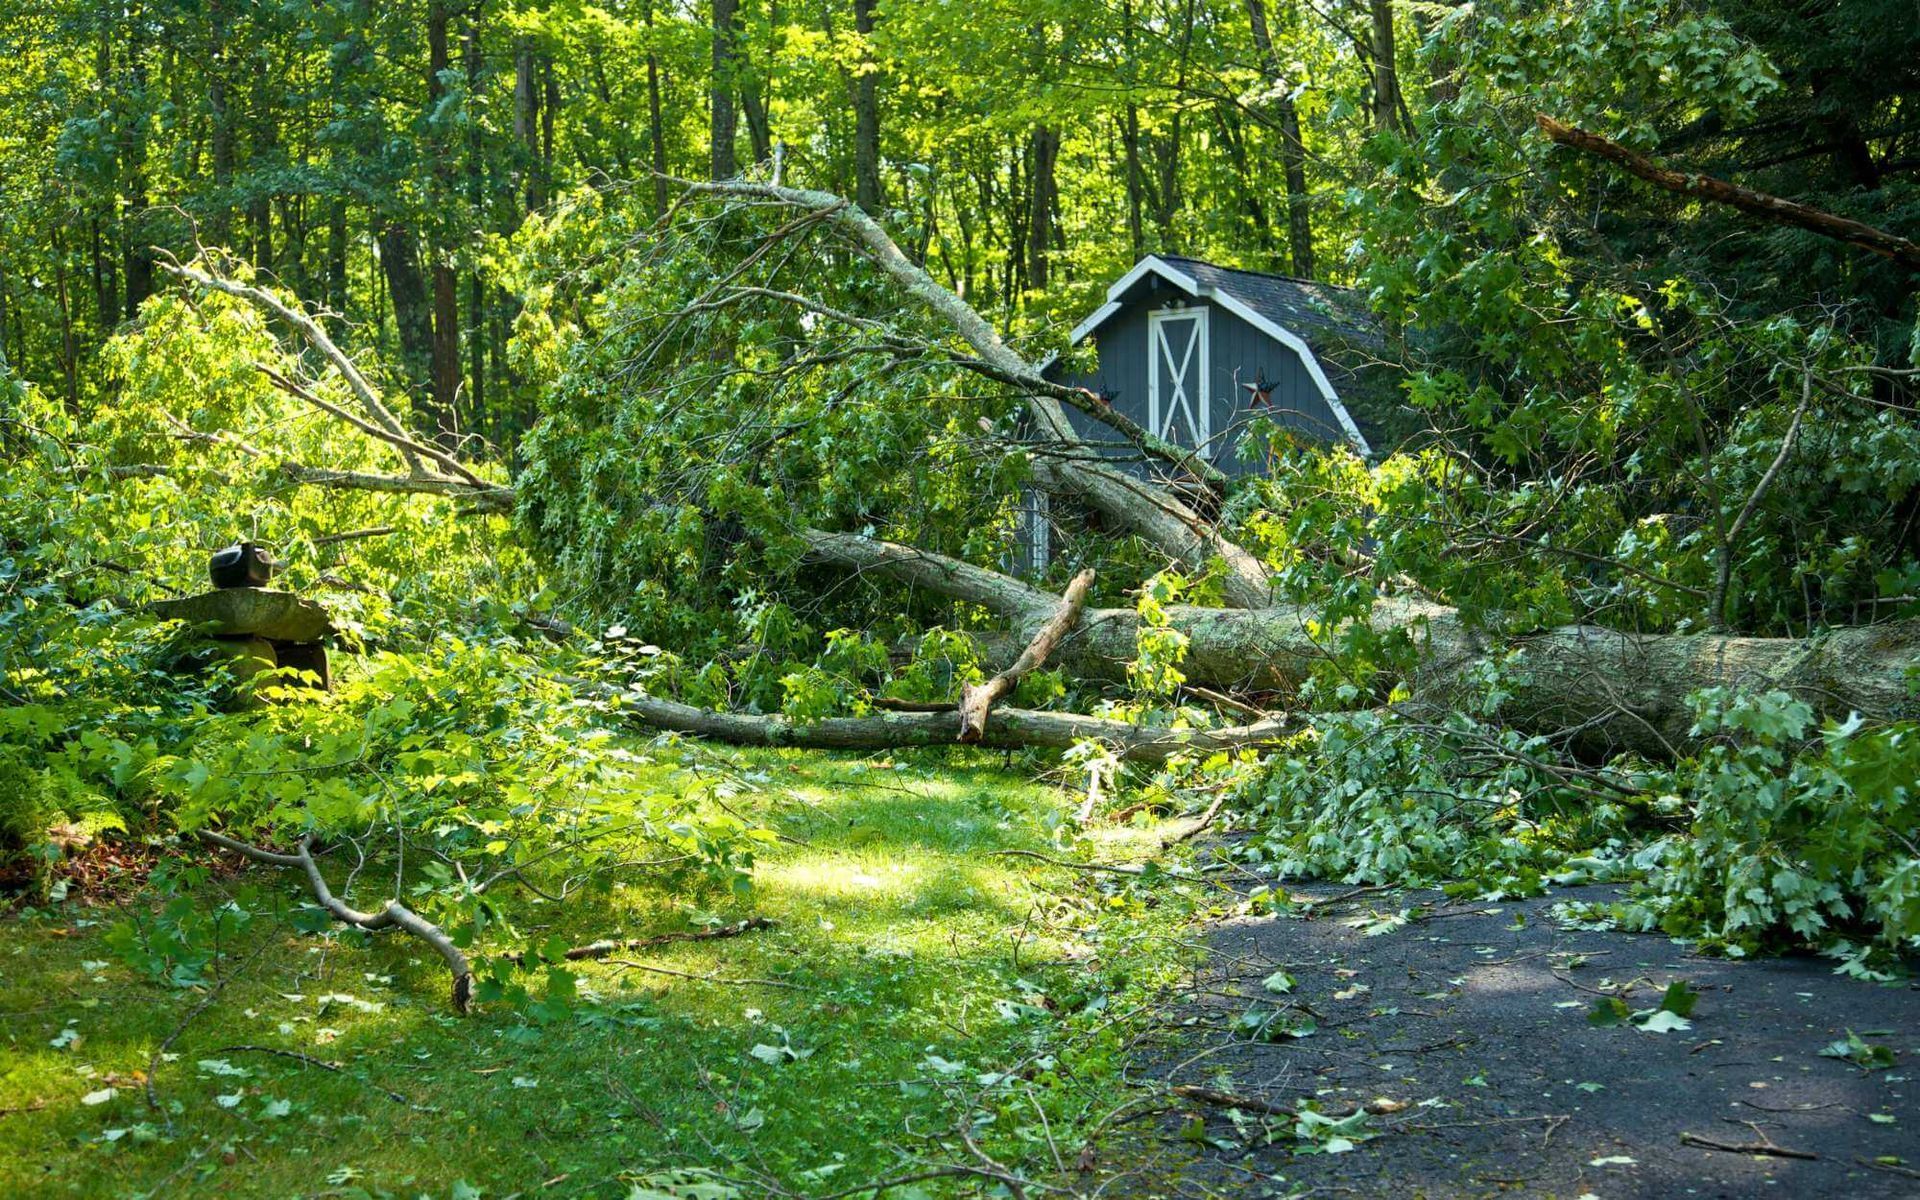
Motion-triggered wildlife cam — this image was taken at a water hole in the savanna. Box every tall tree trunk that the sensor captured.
[121,9,152,317]
[1216,110,1273,256]
[542,58,559,183]
[91,219,117,333]
[326,199,348,315]
[1027,127,1059,291]
[53,224,77,410]
[645,0,669,215]
[379,224,434,408]
[710,0,740,179]
[425,0,460,443]
[1245,0,1313,277]
[207,0,234,245]
[851,0,883,214]
[1369,0,1399,132]
[465,17,486,431]
[514,39,545,213]
[1120,0,1145,256]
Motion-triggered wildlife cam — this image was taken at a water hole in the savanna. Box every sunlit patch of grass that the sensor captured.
[0,746,1203,1199]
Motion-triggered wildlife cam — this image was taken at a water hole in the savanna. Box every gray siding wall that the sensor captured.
[1048,296,1348,479]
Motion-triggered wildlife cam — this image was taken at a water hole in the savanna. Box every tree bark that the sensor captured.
[614,692,1294,764]
[645,0,670,216]
[207,0,234,245]
[710,0,740,179]
[378,223,436,410]
[1537,115,1920,272]
[1368,0,1399,132]
[805,529,1920,759]
[851,0,883,215]
[1026,126,1060,291]
[514,39,545,213]
[1245,0,1314,277]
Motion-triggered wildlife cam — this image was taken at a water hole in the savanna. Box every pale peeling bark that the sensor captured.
[959,568,1095,742]
[201,831,474,1012]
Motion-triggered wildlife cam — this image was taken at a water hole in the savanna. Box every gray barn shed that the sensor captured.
[1019,255,1389,572]
[1044,254,1382,472]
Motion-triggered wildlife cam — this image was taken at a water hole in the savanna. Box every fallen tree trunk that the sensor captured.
[811,531,1920,758]
[613,692,1295,763]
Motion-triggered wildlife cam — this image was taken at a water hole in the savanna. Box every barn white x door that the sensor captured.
[1148,308,1210,451]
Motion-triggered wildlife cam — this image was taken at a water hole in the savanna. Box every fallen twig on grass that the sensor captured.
[145,929,282,1121]
[988,849,1152,876]
[215,1044,414,1107]
[607,959,807,990]
[503,916,775,966]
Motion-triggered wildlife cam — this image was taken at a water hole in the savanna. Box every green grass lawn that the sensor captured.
[1,746,1202,1199]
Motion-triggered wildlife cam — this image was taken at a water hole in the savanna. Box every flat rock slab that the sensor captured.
[1122,882,1919,1198]
[148,588,335,642]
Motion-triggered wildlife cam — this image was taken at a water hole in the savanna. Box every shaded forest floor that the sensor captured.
[0,748,1197,1198]
[1123,878,1920,1199]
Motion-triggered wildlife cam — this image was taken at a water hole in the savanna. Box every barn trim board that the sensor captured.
[1070,255,1372,456]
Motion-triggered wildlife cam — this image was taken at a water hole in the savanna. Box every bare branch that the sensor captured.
[1537,116,1920,271]
[256,364,488,487]
[959,568,1095,742]
[155,256,432,474]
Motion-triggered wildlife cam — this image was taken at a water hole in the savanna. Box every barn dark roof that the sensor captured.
[1155,256,1382,351]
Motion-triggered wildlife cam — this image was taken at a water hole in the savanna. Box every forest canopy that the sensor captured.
[3,0,1920,1193]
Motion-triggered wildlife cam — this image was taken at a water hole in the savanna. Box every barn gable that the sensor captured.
[1045,254,1380,476]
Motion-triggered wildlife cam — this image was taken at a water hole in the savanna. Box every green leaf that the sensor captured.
[1658,980,1698,1017]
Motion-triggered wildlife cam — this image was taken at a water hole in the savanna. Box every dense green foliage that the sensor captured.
[3,1,1920,1190]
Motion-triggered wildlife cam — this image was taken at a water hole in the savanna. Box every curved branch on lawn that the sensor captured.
[672,177,1274,609]
[199,831,474,1013]
[615,692,1295,764]
[959,568,1095,742]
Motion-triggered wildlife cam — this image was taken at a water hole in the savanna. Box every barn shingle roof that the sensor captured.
[1155,256,1382,351]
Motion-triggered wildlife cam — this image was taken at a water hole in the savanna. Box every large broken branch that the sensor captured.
[155,257,435,473]
[1537,115,1920,271]
[674,177,1275,609]
[959,568,1095,742]
[615,692,1294,764]
[256,364,489,487]
[199,831,474,1013]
